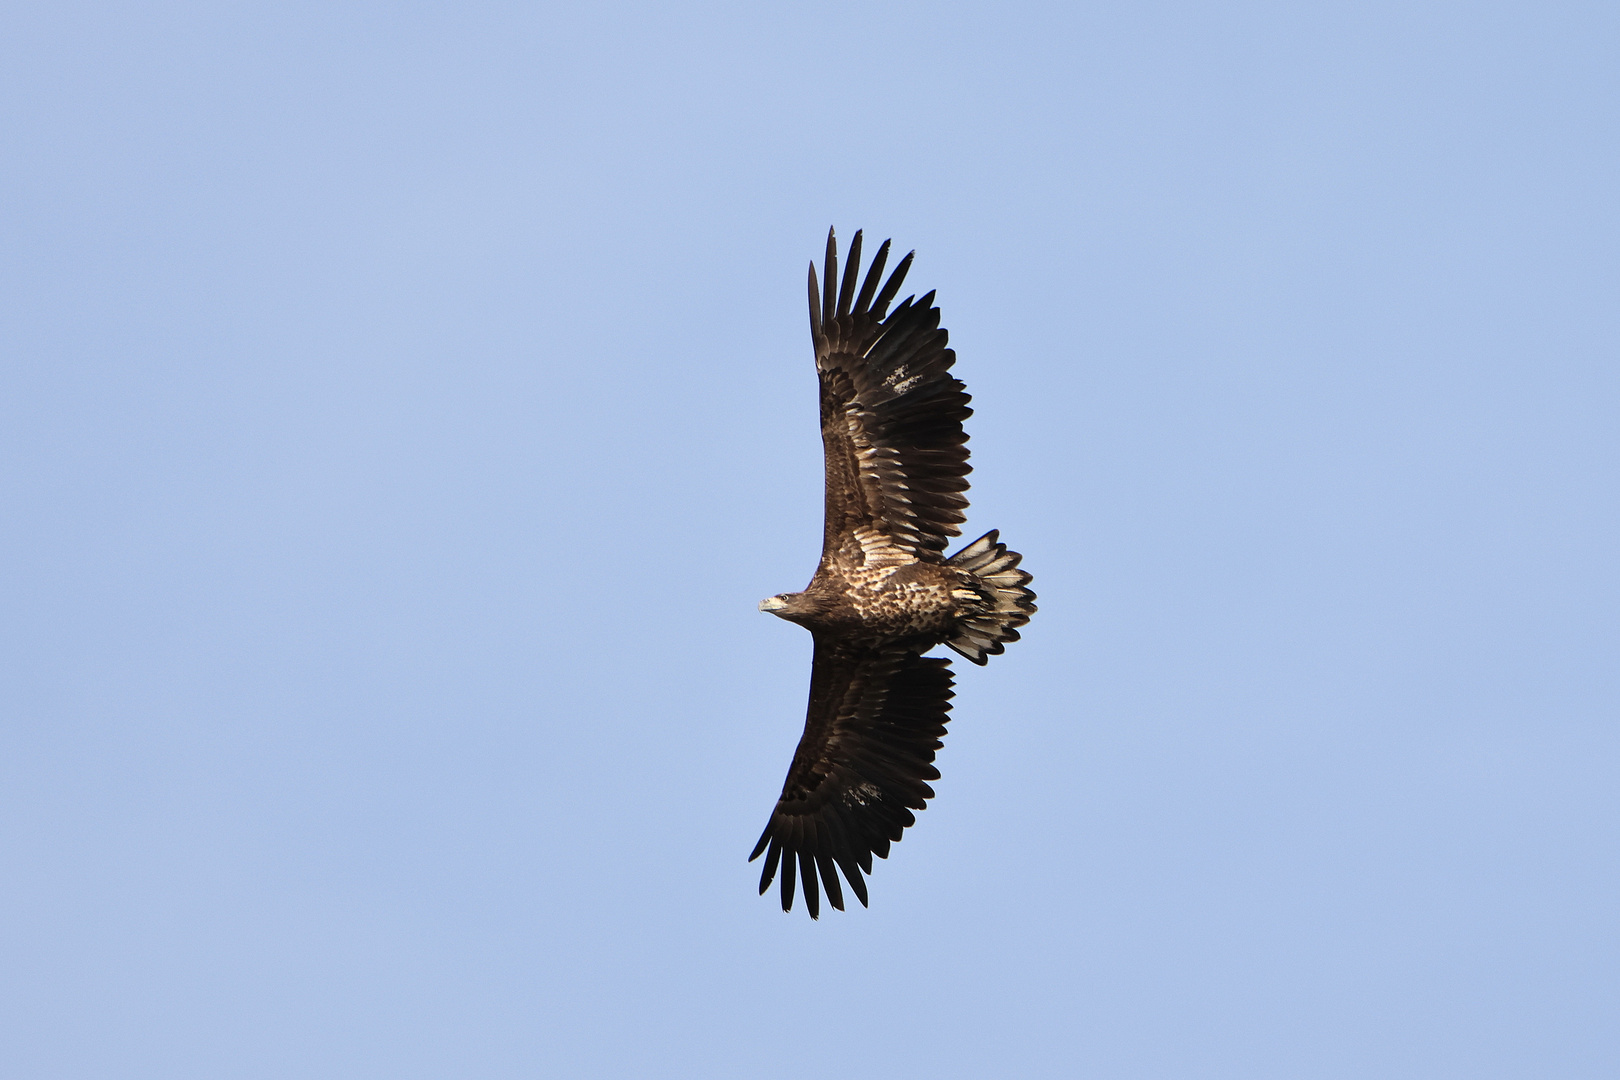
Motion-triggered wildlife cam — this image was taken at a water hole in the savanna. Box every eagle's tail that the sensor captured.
[943,530,1036,665]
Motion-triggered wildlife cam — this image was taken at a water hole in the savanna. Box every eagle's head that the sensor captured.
[758,591,825,625]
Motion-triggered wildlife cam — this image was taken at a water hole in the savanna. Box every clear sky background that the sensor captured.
[3,2,1617,1077]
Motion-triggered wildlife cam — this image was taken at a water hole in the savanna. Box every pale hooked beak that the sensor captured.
[758,596,787,613]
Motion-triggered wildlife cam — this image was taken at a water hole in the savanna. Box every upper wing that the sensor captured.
[811,228,972,564]
[748,640,955,918]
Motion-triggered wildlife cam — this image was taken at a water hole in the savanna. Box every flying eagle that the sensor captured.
[752,228,1036,918]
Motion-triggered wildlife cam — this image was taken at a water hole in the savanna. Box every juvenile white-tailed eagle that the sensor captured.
[752,228,1036,918]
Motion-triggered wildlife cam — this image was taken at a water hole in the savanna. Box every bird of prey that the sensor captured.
[752,228,1035,918]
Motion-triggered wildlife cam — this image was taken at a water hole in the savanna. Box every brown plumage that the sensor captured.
[752,228,1036,918]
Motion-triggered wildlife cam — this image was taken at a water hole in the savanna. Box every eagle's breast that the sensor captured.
[810,558,969,643]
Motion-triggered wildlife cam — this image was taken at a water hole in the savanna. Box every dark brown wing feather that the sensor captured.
[748,640,955,918]
[810,228,972,563]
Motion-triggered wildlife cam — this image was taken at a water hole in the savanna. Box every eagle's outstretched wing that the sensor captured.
[748,641,955,918]
[812,229,972,565]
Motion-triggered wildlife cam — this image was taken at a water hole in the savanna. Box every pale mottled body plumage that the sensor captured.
[767,558,985,646]
[751,228,1035,919]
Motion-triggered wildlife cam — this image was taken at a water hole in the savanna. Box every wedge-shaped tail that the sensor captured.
[944,530,1036,665]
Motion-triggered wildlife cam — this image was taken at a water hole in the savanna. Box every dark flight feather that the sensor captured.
[837,231,861,319]
[853,238,888,316]
[822,230,838,329]
[806,265,822,340]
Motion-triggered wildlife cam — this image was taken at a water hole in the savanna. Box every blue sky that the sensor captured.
[3,2,1617,1077]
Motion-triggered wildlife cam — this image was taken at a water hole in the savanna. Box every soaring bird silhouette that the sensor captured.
[753,228,1035,917]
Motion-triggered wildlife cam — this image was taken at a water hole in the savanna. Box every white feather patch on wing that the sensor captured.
[852,526,912,567]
